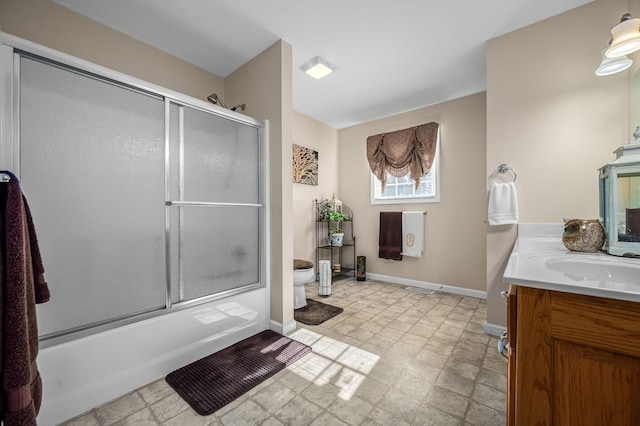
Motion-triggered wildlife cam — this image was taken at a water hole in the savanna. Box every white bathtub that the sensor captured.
[37,287,269,425]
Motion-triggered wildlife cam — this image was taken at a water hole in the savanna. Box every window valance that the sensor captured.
[366,122,439,191]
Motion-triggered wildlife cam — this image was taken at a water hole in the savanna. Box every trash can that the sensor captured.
[357,256,366,281]
[318,260,332,296]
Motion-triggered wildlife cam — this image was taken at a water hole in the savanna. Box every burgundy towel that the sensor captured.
[379,212,403,260]
[0,171,50,426]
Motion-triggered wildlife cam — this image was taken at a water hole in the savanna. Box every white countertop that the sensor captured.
[503,234,640,303]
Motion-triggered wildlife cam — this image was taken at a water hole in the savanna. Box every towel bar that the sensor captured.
[490,163,516,184]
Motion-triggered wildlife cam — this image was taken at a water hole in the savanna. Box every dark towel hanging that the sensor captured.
[0,170,50,426]
[379,211,403,261]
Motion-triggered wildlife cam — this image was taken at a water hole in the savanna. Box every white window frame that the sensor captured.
[370,139,440,205]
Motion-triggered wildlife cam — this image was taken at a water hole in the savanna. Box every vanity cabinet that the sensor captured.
[507,285,640,426]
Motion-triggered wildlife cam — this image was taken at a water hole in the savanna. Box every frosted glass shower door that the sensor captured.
[169,106,262,303]
[19,56,166,337]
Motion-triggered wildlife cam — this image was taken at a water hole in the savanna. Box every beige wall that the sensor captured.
[292,112,339,264]
[0,0,224,100]
[225,40,294,327]
[486,0,629,328]
[338,93,487,292]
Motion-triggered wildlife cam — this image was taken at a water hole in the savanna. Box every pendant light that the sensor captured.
[596,47,633,76]
[606,13,640,58]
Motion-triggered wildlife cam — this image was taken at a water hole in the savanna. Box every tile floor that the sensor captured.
[62,279,507,426]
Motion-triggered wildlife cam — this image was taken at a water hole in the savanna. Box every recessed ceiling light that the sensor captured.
[300,56,335,79]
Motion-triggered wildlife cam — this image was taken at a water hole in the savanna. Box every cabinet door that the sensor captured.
[506,285,517,426]
[551,291,640,425]
[515,287,552,425]
[553,340,640,425]
[515,287,640,426]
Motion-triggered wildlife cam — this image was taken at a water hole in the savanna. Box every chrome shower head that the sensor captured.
[207,93,246,112]
[206,93,227,109]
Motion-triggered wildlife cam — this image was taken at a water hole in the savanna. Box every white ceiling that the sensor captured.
[54,0,592,129]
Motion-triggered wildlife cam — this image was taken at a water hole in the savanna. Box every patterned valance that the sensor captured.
[366,122,439,191]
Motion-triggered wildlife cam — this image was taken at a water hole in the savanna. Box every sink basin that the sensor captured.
[505,236,640,302]
[544,257,640,287]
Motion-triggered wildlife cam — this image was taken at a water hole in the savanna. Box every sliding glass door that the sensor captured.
[167,105,262,304]
[20,56,167,336]
[14,53,265,340]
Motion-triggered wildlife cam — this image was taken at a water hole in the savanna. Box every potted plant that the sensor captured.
[318,203,333,222]
[328,210,348,246]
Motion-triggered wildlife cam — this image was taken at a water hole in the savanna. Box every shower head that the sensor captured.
[206,93,246,112]
[206,93,227,109]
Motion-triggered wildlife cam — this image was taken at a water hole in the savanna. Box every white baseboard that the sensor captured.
[366,273,487,299]
[269,318,297,335]
[484,322,507,337]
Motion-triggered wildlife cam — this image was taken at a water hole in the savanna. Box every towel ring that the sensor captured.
[489,163,516,184]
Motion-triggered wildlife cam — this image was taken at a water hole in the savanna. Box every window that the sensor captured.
[371,147,440,204]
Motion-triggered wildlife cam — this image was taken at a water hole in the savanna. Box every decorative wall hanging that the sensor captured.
[292,144,318,185]
[366,122,439,191]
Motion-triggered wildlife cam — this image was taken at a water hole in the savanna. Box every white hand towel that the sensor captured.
[488,182,519,226]
[401,211,424,257]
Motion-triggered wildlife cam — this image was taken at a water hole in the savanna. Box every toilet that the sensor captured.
[293,259,315,309]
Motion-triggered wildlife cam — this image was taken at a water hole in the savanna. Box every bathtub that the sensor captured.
[37,287,268,425]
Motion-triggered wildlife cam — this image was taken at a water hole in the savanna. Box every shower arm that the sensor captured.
[207,93,246,112]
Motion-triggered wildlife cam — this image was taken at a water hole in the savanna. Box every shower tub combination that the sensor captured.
[0,33,270,424]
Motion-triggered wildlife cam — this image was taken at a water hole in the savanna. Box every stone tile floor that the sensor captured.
[62,279,507,426]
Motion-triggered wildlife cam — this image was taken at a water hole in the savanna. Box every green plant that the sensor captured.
[328,210,348,234]
[318,203,349,233]
[328,210,349,223]
[318,204,349,223]
[318,203,333,221]
[330,226,343,234]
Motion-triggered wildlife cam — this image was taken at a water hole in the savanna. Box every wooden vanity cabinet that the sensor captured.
[507,285,640,426]
[506,285,517,426]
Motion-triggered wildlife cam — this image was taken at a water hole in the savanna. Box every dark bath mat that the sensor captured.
[165,330,311,416]
[294,298,344,325]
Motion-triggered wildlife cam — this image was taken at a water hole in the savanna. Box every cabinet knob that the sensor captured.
[500,290,508,298]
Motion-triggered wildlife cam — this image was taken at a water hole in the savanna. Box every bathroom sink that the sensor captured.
[505,236,640,302]
[544,257,640,287]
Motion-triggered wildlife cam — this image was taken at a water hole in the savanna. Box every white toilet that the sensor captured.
[294,259,315,309]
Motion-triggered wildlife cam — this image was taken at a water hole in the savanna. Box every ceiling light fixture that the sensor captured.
[300,56,335,80]
[595,46,633,76]
[605,13,640,58]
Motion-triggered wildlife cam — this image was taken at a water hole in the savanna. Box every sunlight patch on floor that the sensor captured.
[287,328,380,401]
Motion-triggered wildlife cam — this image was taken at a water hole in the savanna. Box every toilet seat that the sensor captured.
[294,259,313,270]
